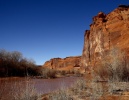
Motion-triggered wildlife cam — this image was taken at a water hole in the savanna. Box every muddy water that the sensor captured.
[0,77,80,100]
[34,77,80,94]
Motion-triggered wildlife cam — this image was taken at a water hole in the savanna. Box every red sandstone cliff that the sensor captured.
[43,56,81,70]
[81,5,129,69]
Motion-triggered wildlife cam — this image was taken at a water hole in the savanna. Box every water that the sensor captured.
[34,77,79,94]
[0,77,80,100]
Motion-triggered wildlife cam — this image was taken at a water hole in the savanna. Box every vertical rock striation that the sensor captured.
[81,5,129,69]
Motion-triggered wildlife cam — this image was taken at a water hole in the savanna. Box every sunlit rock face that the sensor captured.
[81,5,129,69]
[43,56,81,70]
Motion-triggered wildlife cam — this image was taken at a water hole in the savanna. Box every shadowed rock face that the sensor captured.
[81,5,129,69]
[43,56,81,70]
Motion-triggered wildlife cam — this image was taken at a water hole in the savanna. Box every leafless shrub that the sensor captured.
[0,49,40,77]
[9,78,40,100]
[49,88,71,100]
[106,47,129,82]
[95,47,129,82]
[94,47,129,97]
[89,69,105,100]
[73,79,86,91]
[47,78,88,100]
[0,78,41,100]
[0,79,8,100]
[108,81,129,95]
[59,70,66,75]
[73,69,83,77]
[70,78,90,99]
[94,64,109,81]
[40,68,57,78]
[90,81,104,100]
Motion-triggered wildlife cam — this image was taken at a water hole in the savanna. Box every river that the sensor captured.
[0,76,80,100]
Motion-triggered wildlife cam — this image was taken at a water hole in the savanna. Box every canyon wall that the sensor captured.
[81,5,129,69]
[43,5,129,71]
[43,56,81,70]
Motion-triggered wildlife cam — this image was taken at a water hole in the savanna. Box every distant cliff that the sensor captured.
[43,5,129,71]
[81,5,129,69]
[43,56,81,70]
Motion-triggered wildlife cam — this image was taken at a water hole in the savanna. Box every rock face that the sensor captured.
[43,56,81,70]
[81,5,129,69]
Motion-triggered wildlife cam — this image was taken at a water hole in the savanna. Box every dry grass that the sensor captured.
[49,88,71,100]
[72,78,87,94]
[57,69,83,77]
[0,79,8,100]
[12,79,39,100]
[92,47,129,99]
[90,81,104,100]
[40,68,57,78]
[48,78,88,100]
[44,47,129,100]
[0,77,41,100]
[95,47,129,82]
[49,78,87,99]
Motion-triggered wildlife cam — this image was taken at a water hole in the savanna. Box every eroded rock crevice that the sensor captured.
[81,5,129,69]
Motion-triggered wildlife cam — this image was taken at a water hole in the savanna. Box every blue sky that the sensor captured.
[0,0,129,65]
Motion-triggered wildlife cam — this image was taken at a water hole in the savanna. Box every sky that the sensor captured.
[0,0,129,65]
